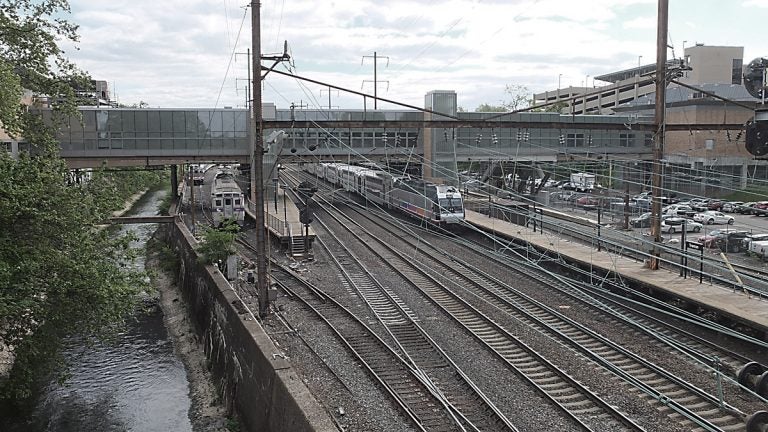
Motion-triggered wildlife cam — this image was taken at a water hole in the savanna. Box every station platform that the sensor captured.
[464,208,768,338]
[246,187,315,258]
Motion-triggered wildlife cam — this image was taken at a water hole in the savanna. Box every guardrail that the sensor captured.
[470,200,768,300]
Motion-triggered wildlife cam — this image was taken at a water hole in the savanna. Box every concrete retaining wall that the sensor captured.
[160,219,336,432]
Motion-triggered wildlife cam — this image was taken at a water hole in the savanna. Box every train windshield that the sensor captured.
[439,197,463,213]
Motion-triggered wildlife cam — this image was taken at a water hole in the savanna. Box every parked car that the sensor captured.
[693,211,735,225]
[690,199,712,212]
[735,202,758,214]
[662,204,696,218]
[630,198,651,211]
[753,201,768,216]
[742,233,768,251]
[707,200,725,211]
[721,201,744,213]
[629,212,673,228]
[630,212,652,228]
[715,231,751,253]
[576,195,599,209]
[660,217,703,234]
[698,229,727,248]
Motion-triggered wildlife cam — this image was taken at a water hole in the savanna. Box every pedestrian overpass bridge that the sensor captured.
[48,105,668,177]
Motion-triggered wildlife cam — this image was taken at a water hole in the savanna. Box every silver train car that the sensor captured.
[305,162,464,225]
[210,168,245,225]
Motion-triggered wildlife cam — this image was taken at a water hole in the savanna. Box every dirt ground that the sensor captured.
[147,251,233,432]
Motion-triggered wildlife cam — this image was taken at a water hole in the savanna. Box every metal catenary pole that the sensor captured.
[649,0,668,270]
[250,0,269,317]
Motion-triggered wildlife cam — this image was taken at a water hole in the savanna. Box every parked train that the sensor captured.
[210,167,245,225]
[304,162,465,225]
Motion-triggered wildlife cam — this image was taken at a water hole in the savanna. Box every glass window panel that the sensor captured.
[233,110,247,137]
[96,110,108,131]
[172,111,186,132]
[160,111,173,132]
[107,111,121,132]
[122,111,135,131]
[185,111,198,135]
[134,111,148,131]
[208,111,223,132]
[222,111,235,133]
[197,111,212,136]
[147,111,161,132]
[83,111,97,132]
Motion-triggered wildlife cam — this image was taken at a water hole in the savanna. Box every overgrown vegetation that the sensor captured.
[197,219,241,265]
[0,0,165,405]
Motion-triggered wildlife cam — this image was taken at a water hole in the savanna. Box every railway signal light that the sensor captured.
[299,206,313,225]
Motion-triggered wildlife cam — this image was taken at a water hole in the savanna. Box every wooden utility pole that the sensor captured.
[649,0,668,270]
[250,0,269,317]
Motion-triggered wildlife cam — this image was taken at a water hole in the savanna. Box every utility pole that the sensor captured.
[362,51,389,109]
[235,49,251,109]
[250,2,290,317]
[649,0,669,270]
[189,165,196,236]
[320,87,338,110]
[250,0,270,317]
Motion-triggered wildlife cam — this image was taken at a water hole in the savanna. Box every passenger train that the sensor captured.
[210,167,245,225]
[304,162,465,226]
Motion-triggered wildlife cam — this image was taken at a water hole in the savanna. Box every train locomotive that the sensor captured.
[306,162,464,226]
[210,167,245,225]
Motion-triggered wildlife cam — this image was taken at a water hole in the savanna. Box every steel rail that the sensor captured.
[330,199,749,431]
[308,193,643,432]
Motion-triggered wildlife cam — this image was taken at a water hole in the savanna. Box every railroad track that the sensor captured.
[268,261,471,432]
[326,198,759,431]
[312,219,518,431]
[311,196,644,432]
[374,207,767,380]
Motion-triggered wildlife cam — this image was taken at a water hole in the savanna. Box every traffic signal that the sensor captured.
[299,206,313,225]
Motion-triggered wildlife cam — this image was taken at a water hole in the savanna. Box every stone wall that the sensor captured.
[160,219,336,432]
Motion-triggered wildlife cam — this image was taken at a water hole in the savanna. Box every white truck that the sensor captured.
[570,172,596,192]
[749,240,768,261]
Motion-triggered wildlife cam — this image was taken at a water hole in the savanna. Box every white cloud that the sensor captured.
[61,0,766,110]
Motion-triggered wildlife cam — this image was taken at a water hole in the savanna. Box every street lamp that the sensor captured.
[558,73,562,97]
[638,55,642,68]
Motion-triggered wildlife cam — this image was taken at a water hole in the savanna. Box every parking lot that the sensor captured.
[543,193,768,268]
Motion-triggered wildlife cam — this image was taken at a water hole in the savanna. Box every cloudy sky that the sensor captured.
[64,0,768,111]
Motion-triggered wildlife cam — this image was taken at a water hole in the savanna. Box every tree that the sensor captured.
[0,1,150,403]
[475,103,507,112]
[530,101,568,113]
[501,84,532,111]
[197,221,240,265]
[474,85,533,113]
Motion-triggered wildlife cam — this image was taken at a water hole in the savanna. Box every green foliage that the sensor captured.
[475,103,507,112]
[531,101,568,113]
[0,152,149,401]
[0,0,161,403]
[502,84,531,111]
[0,0,91,132]
[147,237,180,281]
[226,416,241,432]
[197,221,240,265]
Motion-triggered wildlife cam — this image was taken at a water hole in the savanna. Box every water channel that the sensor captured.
[3,188,194,431]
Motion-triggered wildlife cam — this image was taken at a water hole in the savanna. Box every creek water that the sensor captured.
[3,188,193,432]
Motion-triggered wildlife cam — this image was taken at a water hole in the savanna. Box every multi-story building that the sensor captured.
[534,45,766,194]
